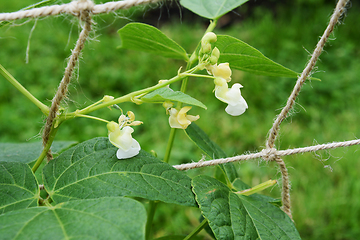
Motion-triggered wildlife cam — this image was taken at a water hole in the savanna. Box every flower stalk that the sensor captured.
[0,64,49,115]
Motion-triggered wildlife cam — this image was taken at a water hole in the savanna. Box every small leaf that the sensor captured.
[141,88,207,109]
[180,0,250,20]
[118,23,188,60]
[216,35,300,78]
[192,175,301,240]
[0,162,39,214]
[0,141,77,164]
[0,197,146,240]
[232,178,282,207]
[43,137,196,207]
[185,123,238,184]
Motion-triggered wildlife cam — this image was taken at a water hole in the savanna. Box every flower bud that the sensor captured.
[107,121,118,132]
[163,101,174,110]
[209,56,218,65]
[127,111,135,121]
[210,47,220,63]
[103,95,114,102]
[211,47,220,59]
[200,42,212,54]
[201,32,217,44]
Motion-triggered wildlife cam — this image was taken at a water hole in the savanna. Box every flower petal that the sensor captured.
[225,83,243,105]
[109,126,135,151]
[116,139,141,159]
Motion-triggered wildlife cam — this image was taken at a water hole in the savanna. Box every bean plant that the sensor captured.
[1,0,339,239]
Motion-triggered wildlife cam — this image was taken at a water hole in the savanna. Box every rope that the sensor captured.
[42,1,93,161]
[0,0,162,20]
[172,139,360,171]
[266,0,350,149]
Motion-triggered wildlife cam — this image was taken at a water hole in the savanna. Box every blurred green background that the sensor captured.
[1,0,360,239]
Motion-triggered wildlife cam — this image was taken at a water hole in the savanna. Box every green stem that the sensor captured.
[58,112,110,123]
[183,219,208,240]
[68,66,200,117]
[145,201,158,240]
[182,73,215,79]
[163,128,177,163]
[162,20,219,164]
[0,64,49,115]
[31,125,59,173]
[205,19,218,34]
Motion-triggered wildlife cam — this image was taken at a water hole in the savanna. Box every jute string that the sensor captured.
[0,0,162,20]
[42,0,93,160]
[1,0,353,220]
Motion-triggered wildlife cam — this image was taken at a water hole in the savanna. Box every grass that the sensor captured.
[1,1,360,239]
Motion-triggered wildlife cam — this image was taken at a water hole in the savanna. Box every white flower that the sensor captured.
[168,106,199,129]
[214,77,248,116]
[107,112,142,159]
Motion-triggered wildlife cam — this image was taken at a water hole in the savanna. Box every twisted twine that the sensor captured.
[42,1,93,161]
[0,0,162,20]
[266,0,349,149]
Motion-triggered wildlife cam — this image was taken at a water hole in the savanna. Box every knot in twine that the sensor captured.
[260,147,278,161]
[69,0,95,18]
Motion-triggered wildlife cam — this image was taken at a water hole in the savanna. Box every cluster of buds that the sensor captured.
[199,32,220,65]
[200,32,248,116]
[107,111,142,159]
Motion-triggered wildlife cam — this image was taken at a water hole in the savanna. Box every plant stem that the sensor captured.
[32,125,58,173]
[183,219,208,240]
[205,19,218,33]
[163,128,177,163]
[0,64,49,115]
[163,20,219,164]
[69,66,199,117]
[145,201,158,240]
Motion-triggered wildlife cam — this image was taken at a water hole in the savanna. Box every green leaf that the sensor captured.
[185,123,238,184]
[141,88,207,109]
[118,23,188,60]
[0,197,146,240]
[0,141,77,164]
[192,175,301,240]
[180,0,250,20]
[216,35,300,78]
[0,162,39,215]
[43,137,196,207]
[154,236,203,240]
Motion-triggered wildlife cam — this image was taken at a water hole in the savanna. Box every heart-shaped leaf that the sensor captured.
[118,23,188,60]
[192,175,301,240]
[0,141,76,164]
[180,0,250,20]
[141,88,207,109]
[0,162,39,214]
[43,137,196,207]
[216,35,301,78]
[0,197,146,240]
